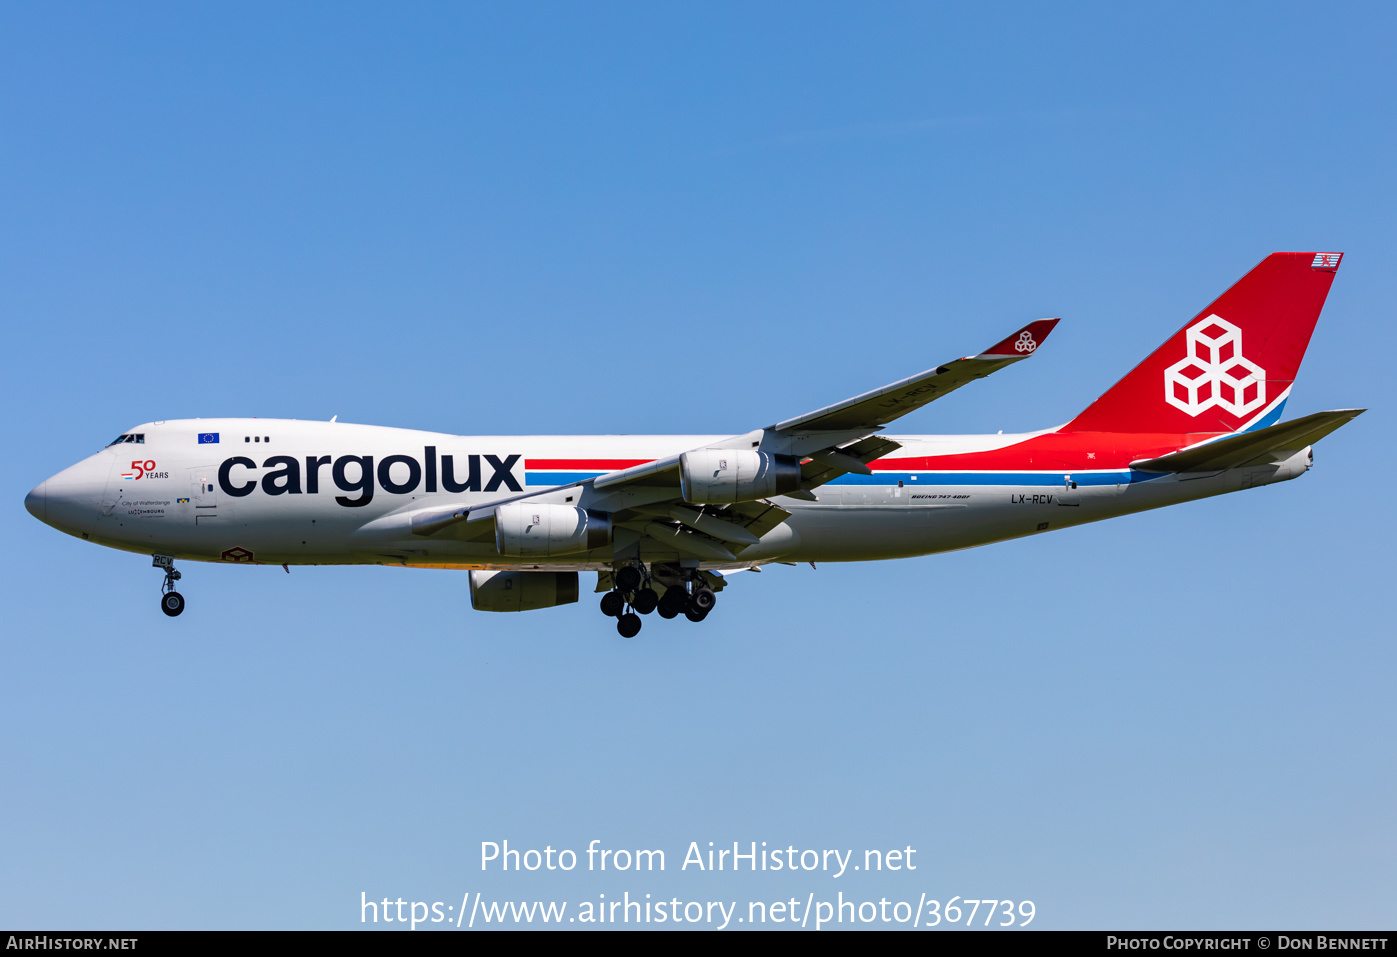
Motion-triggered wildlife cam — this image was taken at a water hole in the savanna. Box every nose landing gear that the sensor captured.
[153,555,184,617]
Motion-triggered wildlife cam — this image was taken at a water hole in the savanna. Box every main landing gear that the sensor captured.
[153,555,184,617]
[599,563,717,637]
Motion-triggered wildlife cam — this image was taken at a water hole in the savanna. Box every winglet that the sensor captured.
[979,318,1060,357]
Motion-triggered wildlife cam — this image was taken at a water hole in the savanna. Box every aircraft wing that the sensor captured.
[770,318,1060,432]
[1131,409,1365,472]
[585,316,1060,495]
[409,318,1059,551]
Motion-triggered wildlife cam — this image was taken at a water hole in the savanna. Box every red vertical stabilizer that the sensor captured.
[1065,253,1342,434]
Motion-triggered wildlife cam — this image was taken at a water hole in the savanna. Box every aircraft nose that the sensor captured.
[25,480,46,522]
[29,455,111,536]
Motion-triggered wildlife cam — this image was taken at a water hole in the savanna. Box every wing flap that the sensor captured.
[722,499,794,541]
[798,436,902,491]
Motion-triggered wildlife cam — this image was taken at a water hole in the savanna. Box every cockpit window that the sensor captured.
[107,434,145,446]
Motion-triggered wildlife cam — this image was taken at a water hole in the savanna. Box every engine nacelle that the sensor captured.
[469,570,579,612]
[494,503,611,557]
[679,449,801,504]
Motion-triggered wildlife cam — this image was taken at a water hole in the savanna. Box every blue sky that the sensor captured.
[2,2,1393,929]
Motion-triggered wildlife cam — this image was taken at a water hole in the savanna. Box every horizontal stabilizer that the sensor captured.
[1131,409,1364,472]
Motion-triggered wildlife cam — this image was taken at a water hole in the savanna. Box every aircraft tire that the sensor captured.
[684,606,708,623]
[659,586,688,616]
[160,591,185,617]
[615,566,642,593]
[657,605,679,620]
[633,588,658,615]
[617,613,642,638]
[599,591,624,618]
[692,587,716,613]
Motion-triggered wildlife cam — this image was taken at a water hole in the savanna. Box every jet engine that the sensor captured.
[494,503,611,557]
[469,570,579,612]
[679,449,801,504]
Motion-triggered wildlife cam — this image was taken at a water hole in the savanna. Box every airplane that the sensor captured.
[25,252,1362,637]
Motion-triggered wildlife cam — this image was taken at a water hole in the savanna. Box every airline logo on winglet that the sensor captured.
[1312,253,1342,269]
[981,318,1060,357]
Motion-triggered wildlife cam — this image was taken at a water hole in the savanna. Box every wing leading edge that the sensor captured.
[586,316,1060,495]
[404,317,1061,553]
[771,318,1060,433]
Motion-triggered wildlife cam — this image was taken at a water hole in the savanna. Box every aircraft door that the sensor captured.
[1058,474,1081,506]
[190,467,218,522]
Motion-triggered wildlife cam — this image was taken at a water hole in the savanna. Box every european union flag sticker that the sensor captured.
[198,433,219,444]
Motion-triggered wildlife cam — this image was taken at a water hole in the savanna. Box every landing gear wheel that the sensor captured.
[153,556,184,618]
[161,591,185,617]
[617,612,642,638]
[599,591,624,618]
[691,587,716,613]
[632,588,658,615]
[684,605,708,623]
[615,566,643,593]
[659,585,688,617]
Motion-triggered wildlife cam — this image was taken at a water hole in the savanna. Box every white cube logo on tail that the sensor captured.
[1014,331,1038,353]
[1163,315,1266,418]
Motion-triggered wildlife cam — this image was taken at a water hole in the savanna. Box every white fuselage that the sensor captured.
[27,418,1311,572]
